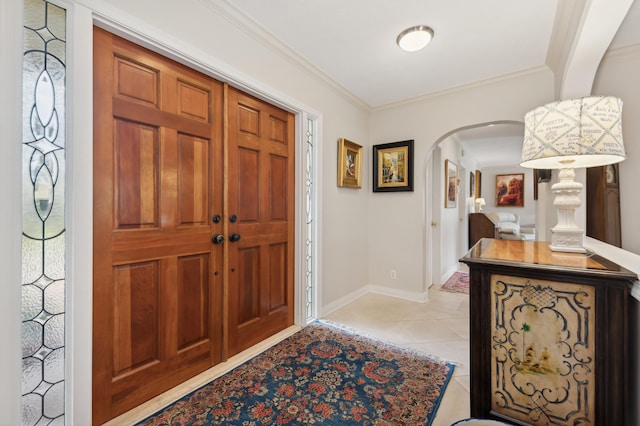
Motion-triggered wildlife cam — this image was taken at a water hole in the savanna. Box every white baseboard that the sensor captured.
[441,265,459,285]
[367,284,428,303]
[320,286,370,317]
[320,284,428,317]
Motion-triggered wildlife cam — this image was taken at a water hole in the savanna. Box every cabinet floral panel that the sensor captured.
[490,274,595,425]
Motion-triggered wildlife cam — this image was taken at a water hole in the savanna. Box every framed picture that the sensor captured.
[469,171,475,198]
[496,173,524,207]
[445,159,457,208]
[372,140,414,192]
[337,138,363,189]
[475,170,482,199]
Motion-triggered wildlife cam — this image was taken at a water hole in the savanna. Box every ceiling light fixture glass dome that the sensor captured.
[396,25,434,52]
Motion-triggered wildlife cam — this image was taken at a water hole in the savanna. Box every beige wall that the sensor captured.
[1,0,639,424]
[368,70,555,294]
[593,46,640,254]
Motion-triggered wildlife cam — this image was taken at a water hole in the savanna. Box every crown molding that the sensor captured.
[603,43,640,60]
[201,0,370,111]
[371,66,552,113]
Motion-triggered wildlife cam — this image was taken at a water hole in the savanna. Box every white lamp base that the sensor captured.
[550,227,586,253]
[549,166,587,254]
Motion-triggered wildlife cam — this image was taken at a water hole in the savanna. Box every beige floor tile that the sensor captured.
[324,284,471,425]
[436,316,470,339]
[431,377,471,425]
[113,283,471,425]
[455,374,471,393]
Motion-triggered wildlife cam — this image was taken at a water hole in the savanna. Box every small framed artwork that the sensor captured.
[475,170,482,198]
[445,159,457,208]
[372,140,414,192]
[469,171,475,198]
[496,173,524,207]
[337,138,363,189]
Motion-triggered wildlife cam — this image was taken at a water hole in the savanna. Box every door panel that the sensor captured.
[177,134,209,226]
[114,119,158,228]
[112,261,159,375]
[269,243,287,310]
[270,154,288,220]
[177,254,210,350]
[93,28,224,424]
[227,88,295,356]
[238,247,261,325]
[238,147,260,221]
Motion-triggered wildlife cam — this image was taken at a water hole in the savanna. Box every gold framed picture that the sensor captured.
[445,159,458,208]
[337,138,363,189]
[372,140,414,192]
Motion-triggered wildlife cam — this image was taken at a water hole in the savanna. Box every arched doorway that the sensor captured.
[424,121,527,290]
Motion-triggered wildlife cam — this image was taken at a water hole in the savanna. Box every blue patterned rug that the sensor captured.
[137,321,455,425]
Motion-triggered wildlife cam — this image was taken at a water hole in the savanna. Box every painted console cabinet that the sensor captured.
[461,239,637,425]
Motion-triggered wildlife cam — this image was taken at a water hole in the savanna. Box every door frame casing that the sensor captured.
[68,7,322,423]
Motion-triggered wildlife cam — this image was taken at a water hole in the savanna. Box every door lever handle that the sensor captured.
[229,233,241,242]
[211,234,225,244]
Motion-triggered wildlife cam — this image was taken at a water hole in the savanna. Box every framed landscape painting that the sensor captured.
[372,140,414,192]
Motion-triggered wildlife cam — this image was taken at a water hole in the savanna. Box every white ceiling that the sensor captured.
[228,0,559,108]
[456,123,525,169]
[225,0,640,166]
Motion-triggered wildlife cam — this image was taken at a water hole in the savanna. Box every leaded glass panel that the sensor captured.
[305,117,314,321]
[22,0,66,424]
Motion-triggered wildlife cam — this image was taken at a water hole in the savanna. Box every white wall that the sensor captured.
[437,137,464,282]
[368,69,555,296]
[593,44,640,425]
[593,46,640,255]
[479,166,536,226]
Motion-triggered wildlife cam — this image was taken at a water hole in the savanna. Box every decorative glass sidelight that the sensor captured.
[305,117,314,321]
[22,0,67,424]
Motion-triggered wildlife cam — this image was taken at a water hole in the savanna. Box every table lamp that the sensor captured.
[520,96,625,253]
[474,198,486,212]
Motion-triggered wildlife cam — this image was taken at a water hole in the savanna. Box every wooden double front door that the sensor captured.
[92,28,295,424]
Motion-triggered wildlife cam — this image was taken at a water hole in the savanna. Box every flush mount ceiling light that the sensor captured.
[396,25,434,52]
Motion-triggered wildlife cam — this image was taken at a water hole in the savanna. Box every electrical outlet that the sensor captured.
[390,270,397,280]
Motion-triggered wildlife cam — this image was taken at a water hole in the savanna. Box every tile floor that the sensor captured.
[108,281,471,425]
[324,284,471,426]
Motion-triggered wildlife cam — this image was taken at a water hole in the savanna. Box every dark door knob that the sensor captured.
[229,233,241,242]
[211,234,225,244]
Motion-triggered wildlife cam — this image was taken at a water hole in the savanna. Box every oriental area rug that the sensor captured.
[441,272,470,294]
[137,321,455,425]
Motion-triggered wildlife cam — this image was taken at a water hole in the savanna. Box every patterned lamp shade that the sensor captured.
[521,96,625,169]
